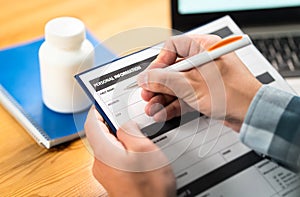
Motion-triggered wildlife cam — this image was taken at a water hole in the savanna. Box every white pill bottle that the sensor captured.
[39,17,94,113]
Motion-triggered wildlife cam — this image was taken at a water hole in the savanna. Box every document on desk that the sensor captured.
[76,16,300,197]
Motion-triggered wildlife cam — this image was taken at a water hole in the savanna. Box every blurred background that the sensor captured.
[0,0,170,49]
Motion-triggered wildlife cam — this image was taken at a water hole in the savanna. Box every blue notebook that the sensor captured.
[0,32,116,148]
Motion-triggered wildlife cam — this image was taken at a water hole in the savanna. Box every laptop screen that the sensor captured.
[178,0,300,14]
[171,0,300,32]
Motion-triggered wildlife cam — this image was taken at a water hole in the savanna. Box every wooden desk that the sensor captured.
[0,0,170,195]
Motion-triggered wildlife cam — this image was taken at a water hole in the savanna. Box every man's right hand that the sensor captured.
[137,34,262,131]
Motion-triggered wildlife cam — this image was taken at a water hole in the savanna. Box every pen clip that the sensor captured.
[208,35,244,51]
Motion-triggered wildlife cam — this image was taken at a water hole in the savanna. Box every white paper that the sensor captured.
[77,16,299,196]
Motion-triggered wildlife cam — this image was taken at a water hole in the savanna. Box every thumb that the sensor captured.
[116,121,158,152]
[116,121,171,171]
[137,69,192,99]
[84,107,124,156]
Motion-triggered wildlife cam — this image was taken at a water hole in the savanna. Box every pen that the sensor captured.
[126,34,252,89]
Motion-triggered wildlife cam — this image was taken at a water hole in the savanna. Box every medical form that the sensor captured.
[76,16,300,196]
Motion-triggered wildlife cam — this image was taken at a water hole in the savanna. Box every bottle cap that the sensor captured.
[45,17,86,50]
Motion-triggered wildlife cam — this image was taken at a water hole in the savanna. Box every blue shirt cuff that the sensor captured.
[239,85,300,171]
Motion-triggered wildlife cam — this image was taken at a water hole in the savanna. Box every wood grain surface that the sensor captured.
[0,0,170,196]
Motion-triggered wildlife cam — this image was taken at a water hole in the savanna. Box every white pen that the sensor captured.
[126,34,252,89]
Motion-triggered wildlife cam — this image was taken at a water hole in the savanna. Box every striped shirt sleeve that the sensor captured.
[240,85,300,172]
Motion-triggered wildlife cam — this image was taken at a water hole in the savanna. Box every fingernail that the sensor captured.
[149,103,163,116]
[153,109,167,122]
[120,121,144,137]
[137,71,148,88]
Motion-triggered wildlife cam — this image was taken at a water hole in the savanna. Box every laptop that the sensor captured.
[171,0,300,94]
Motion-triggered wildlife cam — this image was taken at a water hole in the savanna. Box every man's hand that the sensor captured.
[84,106,176,197]
[138,34,262,131]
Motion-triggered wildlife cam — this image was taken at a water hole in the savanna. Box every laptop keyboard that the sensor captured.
[252,35,300,77]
